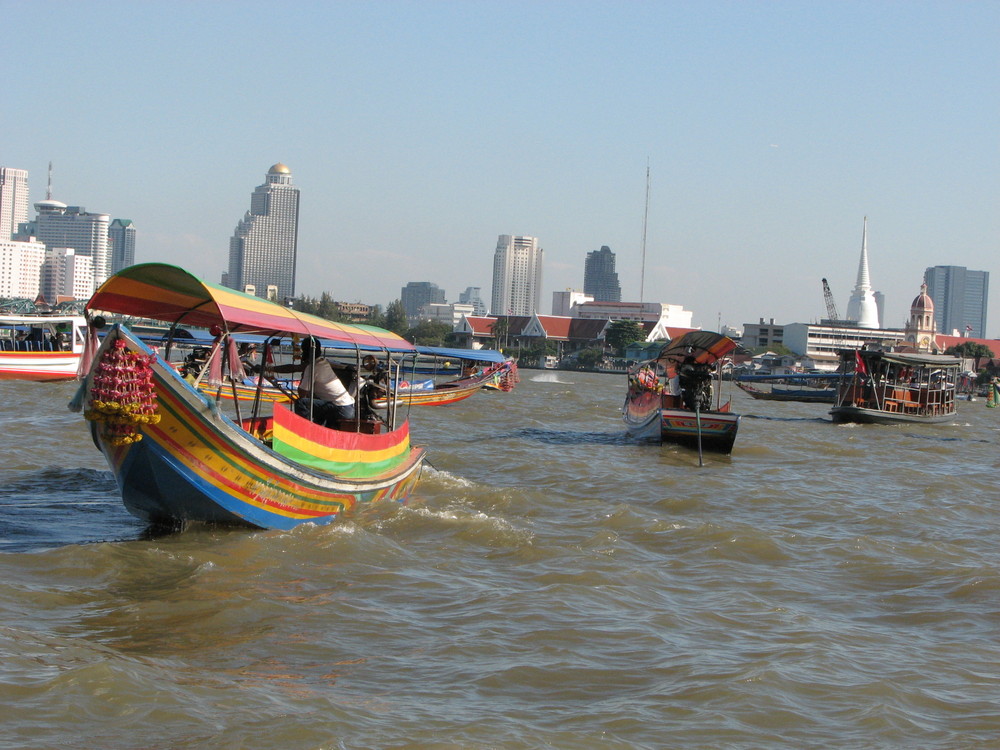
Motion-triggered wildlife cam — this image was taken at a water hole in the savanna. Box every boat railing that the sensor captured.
[0,339,69,352]
[862,380,956,416]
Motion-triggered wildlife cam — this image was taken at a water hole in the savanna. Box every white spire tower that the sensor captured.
[845,216,880,328]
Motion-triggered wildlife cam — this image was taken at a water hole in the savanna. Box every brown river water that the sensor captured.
[1,372,998,749]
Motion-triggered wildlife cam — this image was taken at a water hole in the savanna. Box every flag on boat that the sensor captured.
[855,350,868,377]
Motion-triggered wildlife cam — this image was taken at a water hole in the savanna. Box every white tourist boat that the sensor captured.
[0,314,88,381]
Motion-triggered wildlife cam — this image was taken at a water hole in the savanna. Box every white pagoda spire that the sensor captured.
[845,216,880,328]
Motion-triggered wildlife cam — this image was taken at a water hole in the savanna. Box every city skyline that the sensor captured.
[2,3,997,332]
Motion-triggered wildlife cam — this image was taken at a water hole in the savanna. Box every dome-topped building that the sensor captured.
[226,163,300,302]
[904,282,937,352]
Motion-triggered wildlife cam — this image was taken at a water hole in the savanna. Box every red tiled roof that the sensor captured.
[463,316,496,336]
[935,334,1000,354]
[535,315,573,340]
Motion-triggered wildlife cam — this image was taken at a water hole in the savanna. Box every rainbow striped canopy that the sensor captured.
[87,263,415,352]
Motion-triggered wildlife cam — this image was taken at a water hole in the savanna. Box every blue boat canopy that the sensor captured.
[414,346,506,363]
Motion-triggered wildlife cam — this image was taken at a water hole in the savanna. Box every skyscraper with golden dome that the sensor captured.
[226,163,300,303]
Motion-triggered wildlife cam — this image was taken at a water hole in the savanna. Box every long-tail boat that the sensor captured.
[623,331,741,457]
[829,348,960,424]
[735,373,837,403]
[70,263,425,530]
[369,349,519,408]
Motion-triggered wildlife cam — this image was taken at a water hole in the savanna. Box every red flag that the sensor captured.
[855,350,867,376]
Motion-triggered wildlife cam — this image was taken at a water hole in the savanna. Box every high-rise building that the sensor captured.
[0,238,46,298]
[491,235,543,316]
[40,247,95,302]
[0,167,30,241]
[108,218,136,274]
[923,265,989,338]
[227,163,300,302]
[18,201,111,285]
[458,286,487,316]
[401,281,445,323]
[845,217,880,329]
[583,245,621,302]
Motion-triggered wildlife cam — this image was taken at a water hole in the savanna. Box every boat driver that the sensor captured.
[294,336,356,426]
[678,355,713,411]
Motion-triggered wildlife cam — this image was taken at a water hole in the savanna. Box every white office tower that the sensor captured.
[0,238,46,297]
[0,167,30,241]
[844,217,880,329]
[22,201,111,284]
[227,163,300,303]
[491,235,543,316]
[40,247,95,302]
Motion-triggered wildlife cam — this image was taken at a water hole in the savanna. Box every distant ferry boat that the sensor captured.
[0,314,87,381]
[830,348,960,425]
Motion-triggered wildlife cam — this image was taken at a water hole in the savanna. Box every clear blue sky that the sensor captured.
[3,1,998,333]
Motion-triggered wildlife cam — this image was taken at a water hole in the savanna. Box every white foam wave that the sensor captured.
[530,372,572,384]
[422,465,476,488]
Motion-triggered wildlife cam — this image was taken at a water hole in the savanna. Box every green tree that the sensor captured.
[605,320,646,355]
[519,339,558,361]
[945,342,994,360]
[316,292,340,321]
[573,348,605,370]
[292,295,318,315]
[384,300,408,335]
[491,316,510,352]
[366,304,386,328]
[406,320,453,347]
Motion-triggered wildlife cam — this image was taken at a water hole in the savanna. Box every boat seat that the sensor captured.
[331,419,382,435]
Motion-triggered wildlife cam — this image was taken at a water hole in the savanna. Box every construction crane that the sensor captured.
[821,278,840,321]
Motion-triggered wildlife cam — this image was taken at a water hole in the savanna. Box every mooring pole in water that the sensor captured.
[695,405,704,467]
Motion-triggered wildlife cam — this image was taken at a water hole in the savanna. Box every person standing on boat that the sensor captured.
[293,336,356,426]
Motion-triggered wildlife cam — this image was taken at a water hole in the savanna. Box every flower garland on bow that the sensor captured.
[497,361,520,392]
[85,339,161,445]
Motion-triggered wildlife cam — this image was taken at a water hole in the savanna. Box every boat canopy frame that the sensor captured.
[86,263,419,432]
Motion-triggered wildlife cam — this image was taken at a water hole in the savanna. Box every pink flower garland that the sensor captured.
[85,339,162,446]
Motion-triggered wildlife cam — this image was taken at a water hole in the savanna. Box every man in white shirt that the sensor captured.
[295,337,356,426]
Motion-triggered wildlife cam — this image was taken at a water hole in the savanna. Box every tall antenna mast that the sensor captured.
[640,161,650,302]
[46,161,53,200]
